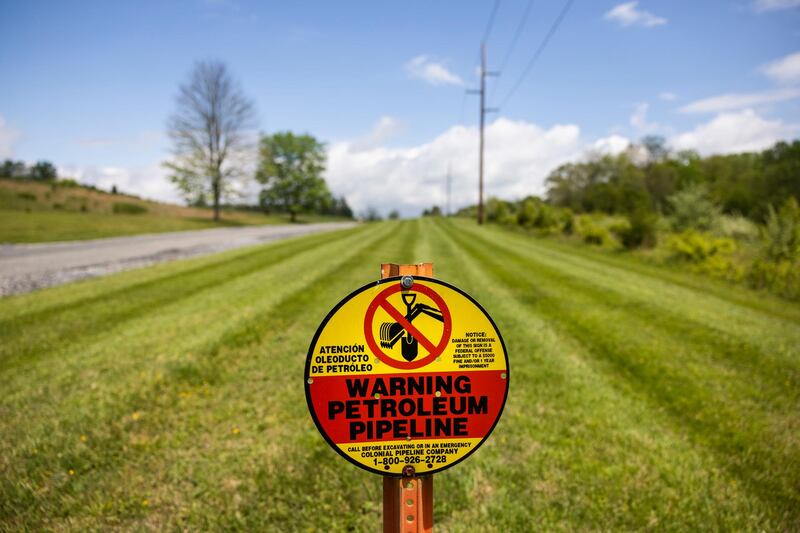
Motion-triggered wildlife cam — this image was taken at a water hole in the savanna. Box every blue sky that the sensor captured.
[1,0,799,215]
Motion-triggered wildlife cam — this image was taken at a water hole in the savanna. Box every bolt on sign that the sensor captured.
[305,276,509,476]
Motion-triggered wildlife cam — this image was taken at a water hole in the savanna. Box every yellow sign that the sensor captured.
[305,276,509,476]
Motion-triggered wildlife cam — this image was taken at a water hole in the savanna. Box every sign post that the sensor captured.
[304,262,509,532]
[381,264,435,533]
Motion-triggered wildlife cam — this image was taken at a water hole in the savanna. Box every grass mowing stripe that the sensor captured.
[490,222,800,323]
[181,221,420,530]
[440,219,798,526]
[3,216,794,530]
[475,221,800,344]
[4,221,414,531]
[0,221,404,529]
[0,224,359,332]
[0,226,364,372]
[0,223,393,412]
[425,219,769,531]
[457,222,800,394]
[0,226,358,320]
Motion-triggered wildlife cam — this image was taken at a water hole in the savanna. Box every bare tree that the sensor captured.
[165,60,256,220]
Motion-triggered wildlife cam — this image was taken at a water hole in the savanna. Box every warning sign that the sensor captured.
[305,276,509,476]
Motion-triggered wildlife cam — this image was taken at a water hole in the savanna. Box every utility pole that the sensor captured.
[469,42,499,225]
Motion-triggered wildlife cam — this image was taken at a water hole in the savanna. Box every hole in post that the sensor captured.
[406,515,414,523]
[406,499,414,506]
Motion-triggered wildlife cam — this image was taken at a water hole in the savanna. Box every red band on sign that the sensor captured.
[309,370,505,443]
[363,283,452,369]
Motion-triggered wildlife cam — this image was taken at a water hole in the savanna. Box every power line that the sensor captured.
[491,0,536,98]
[498,0,575,109]
[481,0,502,46]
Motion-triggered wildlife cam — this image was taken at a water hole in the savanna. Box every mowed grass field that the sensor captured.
[1,218,798,531]
[0,179,337,243]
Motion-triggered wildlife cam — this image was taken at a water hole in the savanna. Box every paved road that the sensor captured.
[0,222,356,296]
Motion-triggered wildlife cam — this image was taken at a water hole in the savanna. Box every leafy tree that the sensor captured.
[319,196,353,218]
[762,197,800,261]
[30,161,57,181]
[546,154,650,214]
[165,60,256,221]
[761,141,800,216]
[641,135,668,164]
[256,132,330,222]
[387,209,400,220]
[362,207,383,222]
[668,185,721,231]
[0,159,28,179]
[619,209,658,249]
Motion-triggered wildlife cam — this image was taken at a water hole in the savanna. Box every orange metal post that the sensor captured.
[381,263,434,533]
[380,262,434,279]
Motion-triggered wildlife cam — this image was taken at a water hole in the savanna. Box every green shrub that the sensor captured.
[559,208,574,234]
[617,210,658,249]
[667,230,740,279]
[761,197,800,261]
[514,198,565,233]
[486,197,515,224]
[713,214,759,241]
[112,202,148,215]
[668,185,721,231]
[56,178,80,188]
[747,259,800,300]
[667,230,736,262]
[575,216,612,246]
[16,192,36,201]
[532,203,562,233]
[516,198,538,229]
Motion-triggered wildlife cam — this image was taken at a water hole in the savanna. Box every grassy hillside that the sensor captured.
[1,218,798,531]
[0,179,339,243]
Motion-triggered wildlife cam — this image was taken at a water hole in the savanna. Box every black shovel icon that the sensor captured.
[379,293,444,361]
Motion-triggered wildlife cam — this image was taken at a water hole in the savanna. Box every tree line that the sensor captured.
[0,160,58,181]
[164,60,352,222]
[456,136,800,299]
[545,136,799,222]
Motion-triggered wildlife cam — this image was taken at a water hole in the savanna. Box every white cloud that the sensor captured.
[405,55,463,86]
[629,102,663,132]
[0,115,22,159]
[753,0,800,12]
[58,162,184,204]
[590,135,631,155]
[350,116,405,152]
[326,117,586,216]
[670,108,796,155]
[761,50,800,85]
[605,2,667,27]
[679,87,800,113]
[659,91,678,101]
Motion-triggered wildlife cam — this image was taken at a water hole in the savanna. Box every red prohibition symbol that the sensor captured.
[363,283,452,370]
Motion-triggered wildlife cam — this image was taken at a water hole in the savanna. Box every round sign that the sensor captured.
[304,276,509,476]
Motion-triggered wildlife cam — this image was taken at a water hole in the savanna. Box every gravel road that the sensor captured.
[0,222,356,296]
